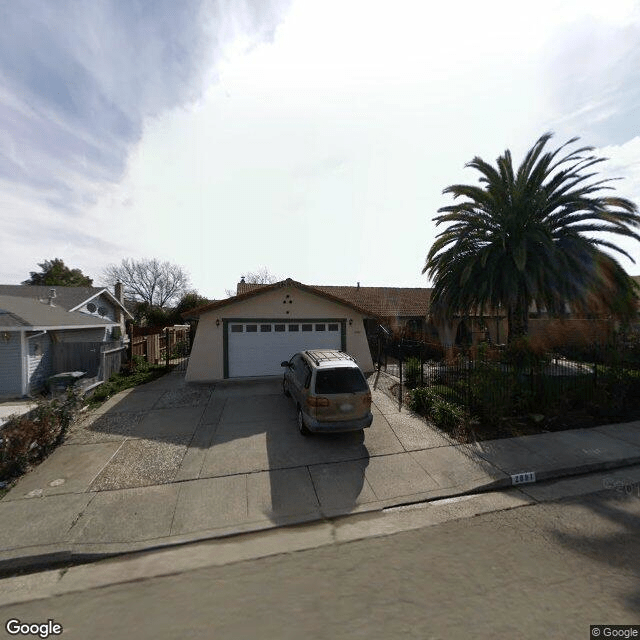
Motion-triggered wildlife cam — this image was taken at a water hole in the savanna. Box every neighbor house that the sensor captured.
[0,284,131,340]
[184,278,378,382]
[0,285,133,398]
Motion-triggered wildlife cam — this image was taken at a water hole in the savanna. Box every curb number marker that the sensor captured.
[511,472,536,485]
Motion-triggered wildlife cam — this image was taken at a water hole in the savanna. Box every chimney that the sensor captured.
[114,282,124,328]
[357,282,360,290]
[240,276,245,283]
[48,288,56,306]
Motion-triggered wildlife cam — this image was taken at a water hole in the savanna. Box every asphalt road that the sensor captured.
[2,477,640,640]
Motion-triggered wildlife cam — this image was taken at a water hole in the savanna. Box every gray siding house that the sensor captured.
[0,286,132,398]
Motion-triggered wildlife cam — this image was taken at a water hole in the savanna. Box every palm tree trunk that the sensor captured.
[507,296,529,343]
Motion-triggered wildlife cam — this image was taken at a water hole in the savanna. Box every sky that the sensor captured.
[1,0,640,301]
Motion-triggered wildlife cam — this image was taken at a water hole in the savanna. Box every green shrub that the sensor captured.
[409,386,468,435]
[0,387,82,482]
[404,357,421,388]
[430,384,464,404]
[87,364,166,409]
[409,386,435,415]
[430,396,468,434]
[130,354,150,373]
[465,364,515,424]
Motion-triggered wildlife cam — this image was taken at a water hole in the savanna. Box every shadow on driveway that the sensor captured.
[73,373,370,526]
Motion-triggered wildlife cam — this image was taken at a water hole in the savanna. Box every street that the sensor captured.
[2,471,640,639]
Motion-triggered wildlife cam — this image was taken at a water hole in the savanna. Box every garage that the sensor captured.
[227,320,344,377]
[184,278,376,383]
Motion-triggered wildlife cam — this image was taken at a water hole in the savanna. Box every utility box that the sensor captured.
[48,371,86,396]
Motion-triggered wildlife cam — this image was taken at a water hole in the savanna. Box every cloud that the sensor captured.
[0,0,291,214]
[543,5,640,146]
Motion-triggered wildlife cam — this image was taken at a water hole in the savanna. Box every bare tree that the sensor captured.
[225,267,279,297]
[242,267,279,284]
[103,258,190,308]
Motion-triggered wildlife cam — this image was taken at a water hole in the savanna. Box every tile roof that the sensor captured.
[236,281,431,318]
[0,295,117,330]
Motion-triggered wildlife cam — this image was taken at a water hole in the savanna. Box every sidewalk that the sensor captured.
[0,400,37,428]
[0,369,639,575]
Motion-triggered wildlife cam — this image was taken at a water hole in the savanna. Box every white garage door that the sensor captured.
[227,321,343,377]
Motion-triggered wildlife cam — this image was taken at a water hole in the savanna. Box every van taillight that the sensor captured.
[307,397,330,407]
[362,392,371,407]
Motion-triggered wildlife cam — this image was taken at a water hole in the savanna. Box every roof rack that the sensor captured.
[304,350,355,366]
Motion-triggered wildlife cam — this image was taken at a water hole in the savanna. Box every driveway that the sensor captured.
[0,371,513,560]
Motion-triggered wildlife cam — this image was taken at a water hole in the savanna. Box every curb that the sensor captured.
[2,455,640,580]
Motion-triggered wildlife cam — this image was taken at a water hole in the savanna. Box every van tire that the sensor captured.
[297,407,311,436]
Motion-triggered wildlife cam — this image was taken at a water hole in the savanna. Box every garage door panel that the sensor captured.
[228,322,342,377]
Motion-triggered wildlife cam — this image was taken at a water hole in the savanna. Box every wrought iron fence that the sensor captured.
[374,335,640,417]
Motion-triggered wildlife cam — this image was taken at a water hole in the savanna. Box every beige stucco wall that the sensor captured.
[186,285,374,383]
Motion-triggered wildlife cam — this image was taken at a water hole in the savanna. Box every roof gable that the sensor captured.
[0,295,119,330]
[0,285,132,318]
[185,278,381,319]
[233,281,431,318]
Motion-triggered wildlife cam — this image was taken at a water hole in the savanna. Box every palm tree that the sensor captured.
[423,133,640,344]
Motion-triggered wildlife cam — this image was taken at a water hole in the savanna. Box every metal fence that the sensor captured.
[374,336,640,415]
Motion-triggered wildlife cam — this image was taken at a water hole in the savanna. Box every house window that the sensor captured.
[275,324,285,332]
[98,306,107,317]
[302,324,312,331]
[231,325,243,333]
[246,325,258,332]
[87,303,97,313]
[260,324,272,332]
[315,324,325,331]
[328,324,339,331]
[288,325,299,332]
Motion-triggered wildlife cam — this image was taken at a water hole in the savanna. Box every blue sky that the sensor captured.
[1,0,640,299]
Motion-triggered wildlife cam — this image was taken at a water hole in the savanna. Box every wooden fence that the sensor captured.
[101,345,126,380]
[130,326,191,366]
[51,341,126,385]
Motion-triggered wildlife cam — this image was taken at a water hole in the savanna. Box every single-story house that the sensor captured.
[0,295,120,398]
[236,278,436,341]
[184,278,378,382]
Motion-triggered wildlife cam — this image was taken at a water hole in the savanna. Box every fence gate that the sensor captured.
[162,325,193,372]
[130,325,193,372]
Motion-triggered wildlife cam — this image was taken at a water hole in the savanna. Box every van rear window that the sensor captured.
[314,369,368,394]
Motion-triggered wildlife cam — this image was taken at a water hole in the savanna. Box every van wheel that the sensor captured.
[283,378,291,397]
[297,407,311,436]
